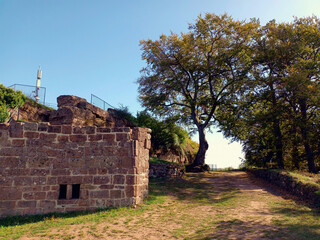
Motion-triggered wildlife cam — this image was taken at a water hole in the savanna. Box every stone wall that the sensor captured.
[0,122,151,218]
[149,162,185,179]
[248,169,320,207]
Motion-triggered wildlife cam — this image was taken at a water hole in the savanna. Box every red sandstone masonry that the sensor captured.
[0,122,151,218]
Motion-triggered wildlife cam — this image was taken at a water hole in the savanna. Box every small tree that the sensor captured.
[138,13,258,169]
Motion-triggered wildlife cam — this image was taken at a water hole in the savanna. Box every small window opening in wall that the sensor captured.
[59,184,67,199]
[72,184,80,199]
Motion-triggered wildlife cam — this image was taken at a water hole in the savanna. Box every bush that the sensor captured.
[0,84,27,108]
[0,84,27,123]
[0,104,9,123]
[114,107,198,161]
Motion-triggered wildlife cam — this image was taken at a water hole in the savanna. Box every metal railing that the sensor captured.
[208,164,218,171]
[9,84,46,105]
[6,106,20,123]
[8,84,57,109]
[90,94,115,111]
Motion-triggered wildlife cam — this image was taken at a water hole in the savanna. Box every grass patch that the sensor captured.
[286,171,320,188]
[269,200,320,239]
[1,171,319,239]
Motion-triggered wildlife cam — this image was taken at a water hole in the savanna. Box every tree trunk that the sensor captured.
[291,124,300,170]
[192,126,209,166]
[273,118,284,169]
[299,99,316,173]
[270,83,284,169]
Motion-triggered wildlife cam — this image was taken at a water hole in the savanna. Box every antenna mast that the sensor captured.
[35,66,42,103]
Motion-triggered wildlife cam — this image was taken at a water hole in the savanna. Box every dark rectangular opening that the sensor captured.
[72,184,80,199]
[59,184,67,199]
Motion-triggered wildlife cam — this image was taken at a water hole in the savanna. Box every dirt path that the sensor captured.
[198,171,284,239]
[9,171,320,240]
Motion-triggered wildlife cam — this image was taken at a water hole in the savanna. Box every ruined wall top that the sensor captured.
[19,95,136,128]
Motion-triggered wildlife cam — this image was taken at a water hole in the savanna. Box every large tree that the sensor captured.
[138,13,258,168]
[218,17,320,173]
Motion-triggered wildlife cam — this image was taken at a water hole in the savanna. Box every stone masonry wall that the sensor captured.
[248,169,320,207]
[149,163,185,179]
[0,122,151,218]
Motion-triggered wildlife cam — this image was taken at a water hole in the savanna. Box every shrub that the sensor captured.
[0,104,9,123]
[0,84,27,123]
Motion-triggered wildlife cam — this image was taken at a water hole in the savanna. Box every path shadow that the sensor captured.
[148,172,239,206]
[189,219,286,240]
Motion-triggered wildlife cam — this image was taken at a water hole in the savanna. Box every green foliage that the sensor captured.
[114,107,198,161]
[136,111,195,156]
[0,84,27,123]
[0,104,9,123]
[0,84,27,108]
[217,16,320,173]
[113,106,138,126]
[138,13,258,166]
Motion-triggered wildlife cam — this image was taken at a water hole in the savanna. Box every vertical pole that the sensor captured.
[43,87,46,105]
[17,106,20,121]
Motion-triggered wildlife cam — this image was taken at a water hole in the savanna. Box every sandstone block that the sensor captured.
[23,192,46,200]
[48,125,61,133]
[61,125,72,134]
[0,177,13,186]
[93,176,110,184]
[110,190,122,199]
[9,123,23,138]
[90,190,110,198]
[58,176,82,184]
[73,126,86,134]
[11,139,25,147]
[70,134,87,142]
[39,200,56,209]
[113,175,125,185]
[0,156,20,168]
[24,131,40,139]
[51,169,71,176]
[0,201,15,209]
[97,128,111,133]
[0,188,22,200]
[14,177,33,186]
[116,133,129,142]
[30,169,49,176]
[32,177,47,185]
[46,191,58,200]
[0,123,9,130]
[17,200,37,208]
[89,134,102,141]
[38,123,49,131]
[23,122,38,131]
[57,135,69,142]
[102,134,115,143]
[125,175,136,185]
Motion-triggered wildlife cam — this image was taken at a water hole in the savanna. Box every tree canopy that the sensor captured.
[217,16,320,173]
[138,13,258,168]
[138,13,320,172]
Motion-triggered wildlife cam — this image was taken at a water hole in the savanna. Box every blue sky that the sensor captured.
[1,0,320,168]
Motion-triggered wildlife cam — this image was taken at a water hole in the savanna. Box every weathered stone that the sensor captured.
[24,122,38,131]
[12,139,25,147]
[0,96,150,218]
[9,122,23,138]
[70,134,87,142]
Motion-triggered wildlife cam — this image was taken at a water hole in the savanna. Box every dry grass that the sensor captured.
[1,171,320,239]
